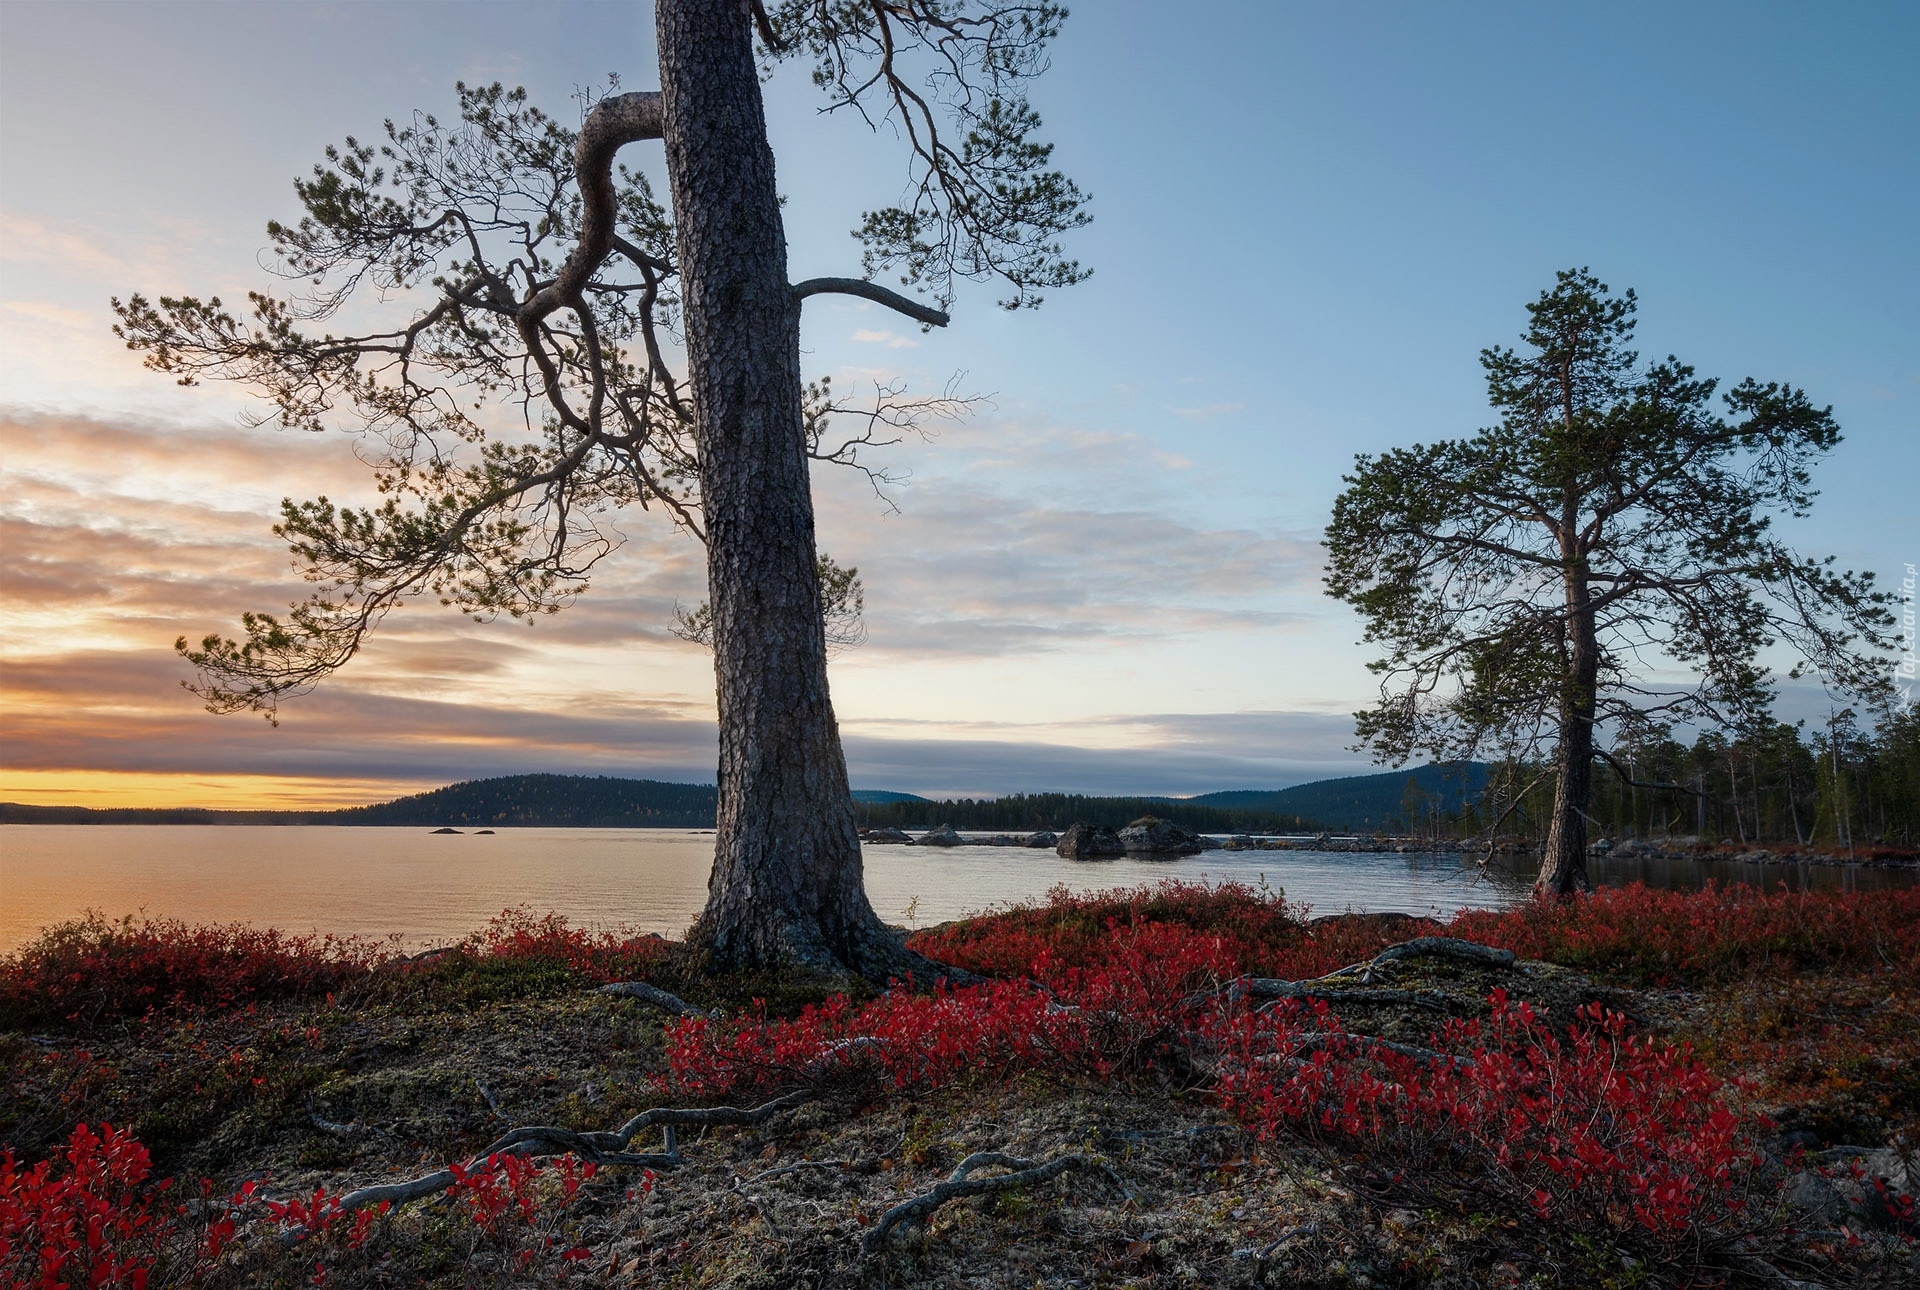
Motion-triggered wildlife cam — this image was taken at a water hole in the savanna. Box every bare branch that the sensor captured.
[793,276,950,327]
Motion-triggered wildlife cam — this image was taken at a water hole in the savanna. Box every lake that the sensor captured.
[1,826,1911,955]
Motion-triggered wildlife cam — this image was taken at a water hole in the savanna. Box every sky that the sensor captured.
[1,1,1914,809]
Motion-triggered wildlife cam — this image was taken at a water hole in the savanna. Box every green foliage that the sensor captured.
[111,5,1090,720]
[1325,268,1895,774]
[1435,706,1918,847]
[115,81,687,718]
[759,1,1090,310]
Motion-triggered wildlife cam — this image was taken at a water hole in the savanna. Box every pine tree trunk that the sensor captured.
[1537,596,1598,895]
[656,0,922,978]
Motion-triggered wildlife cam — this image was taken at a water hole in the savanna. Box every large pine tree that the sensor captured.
[1324,270,1893,892]
[114,1,1089,975]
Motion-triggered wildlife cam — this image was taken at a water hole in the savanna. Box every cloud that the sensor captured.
[1,408,1362,805]
[1,300,97,330]
[0,213,133,280]
[813,462,1327,657]
[1168,402,1246,420]
[0,643,1368,800]
[840,716,1368,798]
[0,649,719,784]
[851,328,918,349]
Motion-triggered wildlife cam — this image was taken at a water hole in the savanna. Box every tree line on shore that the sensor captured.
[1398,706,1919,848]
[852,792,1322,837]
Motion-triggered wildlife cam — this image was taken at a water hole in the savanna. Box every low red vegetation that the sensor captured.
[459,906,671,984]
[667,910,1780,1252]
[910,878,1920,987]
[0,907,674,1029]
[5,882,1916,1282]
[1450,883,1920,983]
[0,1124,610,1287]
[0,914,384,1029]
[1215,993,1762,1236]
[0,1122,238,1289]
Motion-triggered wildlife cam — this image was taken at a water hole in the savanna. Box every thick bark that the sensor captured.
[657,0,922,979]
[1538,583,1599,895]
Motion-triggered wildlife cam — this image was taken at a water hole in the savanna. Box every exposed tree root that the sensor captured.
[305,1095,377,1140]
[596,981,715,1018]
[1312,936,1516,984]
[275,936,1509,1252]
[1189,936,1516,1010]
[328,1089,814,1215]
[860,1151,1098,1255]
[1292,1032,1473,1069]
[1241,983,1459,1012]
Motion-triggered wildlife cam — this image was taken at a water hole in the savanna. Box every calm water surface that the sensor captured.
[1,826,1911,955]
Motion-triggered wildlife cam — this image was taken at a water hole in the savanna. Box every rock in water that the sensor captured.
[1025,830,1059,848]
[1118,816,1204,855]
[916,823,965,847]
[430,827,463,835]
[1055,822,1125,859]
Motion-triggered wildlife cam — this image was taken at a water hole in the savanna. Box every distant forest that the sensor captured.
[850,793,1326,835]
[334,775,718,828]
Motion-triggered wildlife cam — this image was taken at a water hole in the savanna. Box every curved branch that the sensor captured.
[519,91,665,326]
[793,276,950,328]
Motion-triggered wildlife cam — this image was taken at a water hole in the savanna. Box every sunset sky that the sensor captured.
[2,1,1915,809]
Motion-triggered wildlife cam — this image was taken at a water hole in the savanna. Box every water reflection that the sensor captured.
[1,825,1910,954]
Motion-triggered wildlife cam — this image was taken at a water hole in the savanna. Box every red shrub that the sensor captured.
[909,880,1296,978]
[0,914,383,1027]
[463,907,670,983]
[0,1123,238,1289]
[911,878,1920,987]
[1214,991,1762,1237]
[1449,883,1920,984]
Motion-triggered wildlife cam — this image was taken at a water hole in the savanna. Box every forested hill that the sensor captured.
[1187,762,1491,832]
[0,770,1488,832]
[332,775,719,827]
[849,793,1325,835]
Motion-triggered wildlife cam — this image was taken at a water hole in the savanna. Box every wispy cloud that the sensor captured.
[1168,401,1246,420]
[1,408,1357,806]
[851,328,919,349]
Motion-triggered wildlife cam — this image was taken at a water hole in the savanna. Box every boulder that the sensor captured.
[915,823,965,847]
[1117,816,1204,855]
[863,826,912,844]
[1024,830,1059,848]
[1055,822,1125,859]
[1220,834,1256,851]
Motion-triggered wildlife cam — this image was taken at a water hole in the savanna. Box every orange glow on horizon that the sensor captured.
[0,770,436,812]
